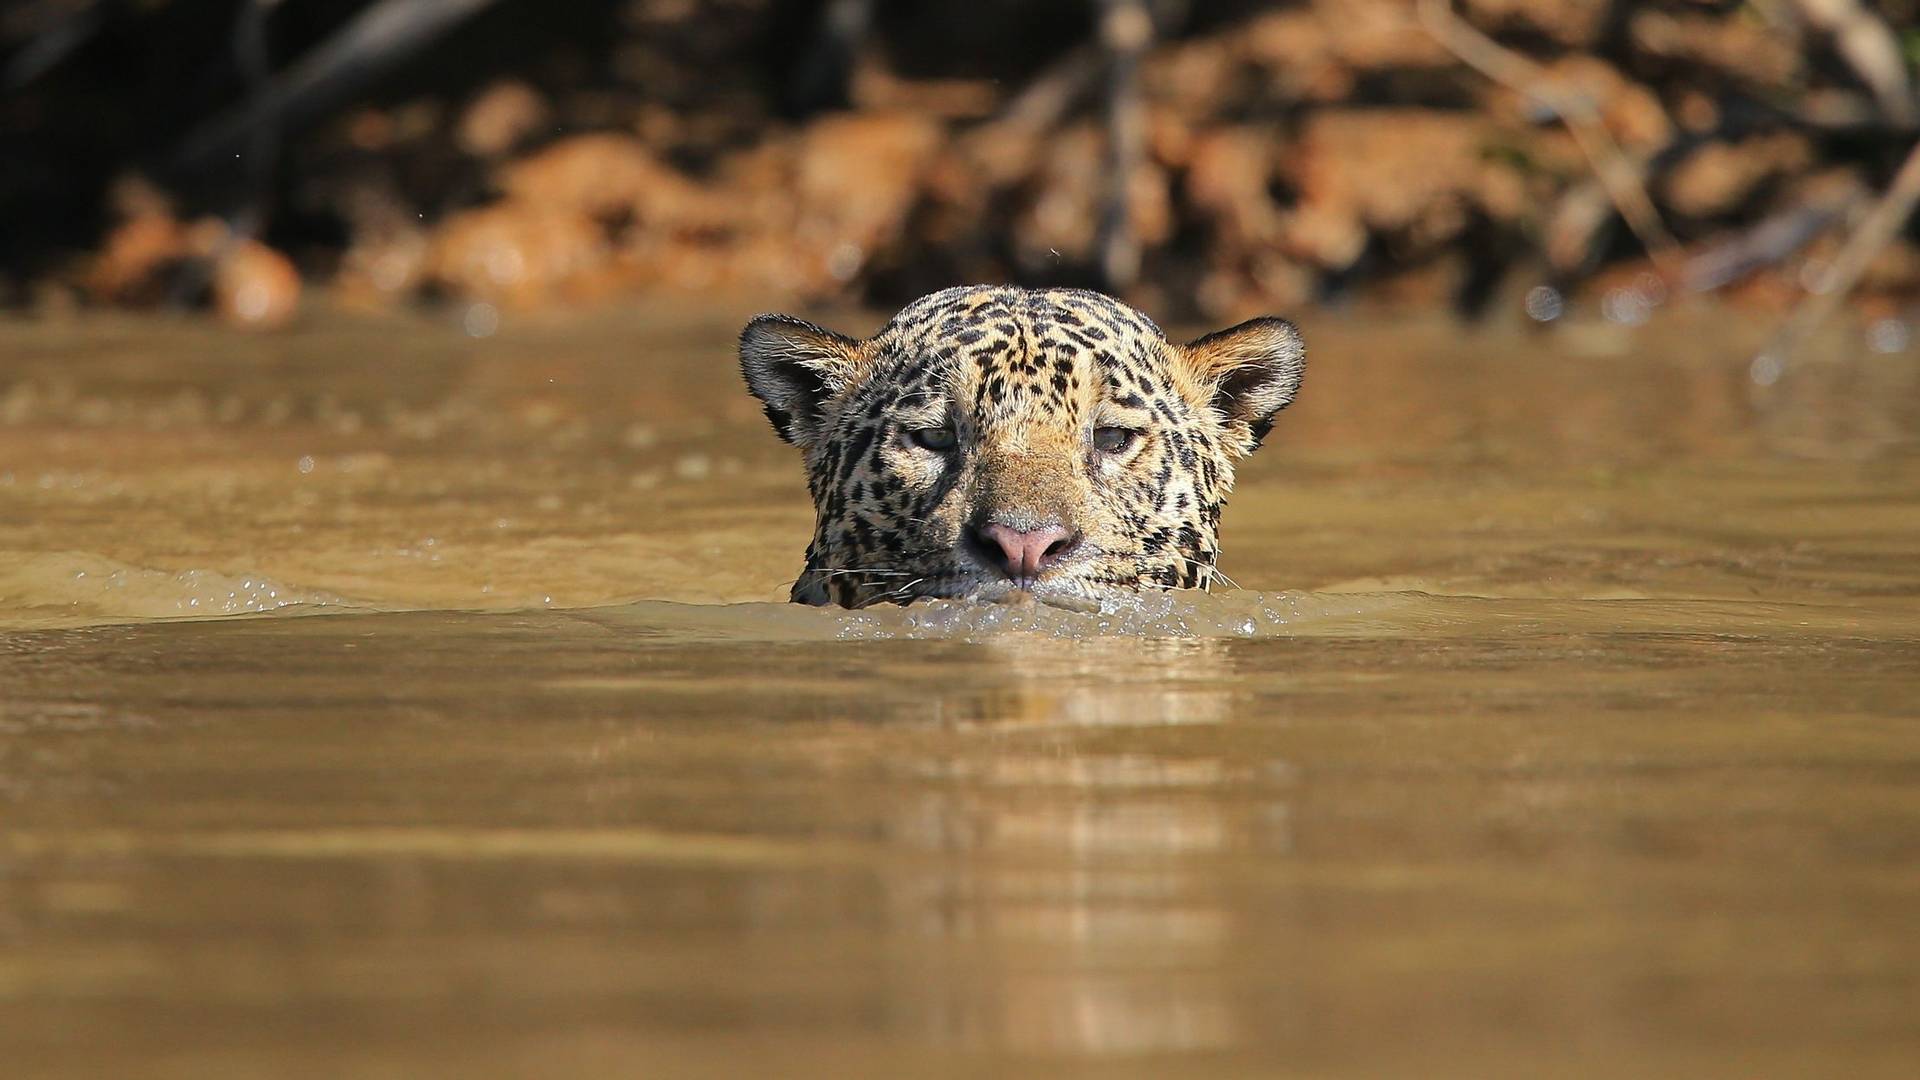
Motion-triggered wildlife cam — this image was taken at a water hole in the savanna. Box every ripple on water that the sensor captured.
[577,590,1380,644]
[0,552,351,628]
[834,590,1327,640]
[797,589,1915,643]
[8,553,1910,646]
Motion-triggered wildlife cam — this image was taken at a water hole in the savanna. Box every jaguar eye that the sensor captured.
[1093,426,1141,454]
[907,426,958,452]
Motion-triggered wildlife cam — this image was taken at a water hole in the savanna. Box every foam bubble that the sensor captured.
[0,553,350,628]
[830,589,1353,641]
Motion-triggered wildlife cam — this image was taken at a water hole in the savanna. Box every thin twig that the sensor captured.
[1681,182,1863,294]
[992,45,1102,135]
[1417,0,1682,277]
[1761,136,1920,365]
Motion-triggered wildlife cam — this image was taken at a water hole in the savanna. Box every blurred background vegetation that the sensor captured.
[4,0,1919,332]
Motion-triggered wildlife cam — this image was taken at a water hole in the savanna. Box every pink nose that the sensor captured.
[971,522,1081,583]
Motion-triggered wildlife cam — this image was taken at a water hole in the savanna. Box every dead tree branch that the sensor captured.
[173,0,499,172]
[1792,0,1916,127]
[1417,0,1682,278]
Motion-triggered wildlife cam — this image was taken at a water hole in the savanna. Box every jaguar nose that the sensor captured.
[967,522,1081,584]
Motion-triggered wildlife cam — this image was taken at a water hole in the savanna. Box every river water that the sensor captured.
[2,303,1917,1076]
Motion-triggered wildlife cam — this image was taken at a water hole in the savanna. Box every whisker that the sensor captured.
[1205,564,1242,590]
[1172,553,1240,591]
[784,566,922,594]
[880,576,929,602]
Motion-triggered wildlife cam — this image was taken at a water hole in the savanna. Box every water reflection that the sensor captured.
[862,636,1264,1054]
[918,638,1236,730]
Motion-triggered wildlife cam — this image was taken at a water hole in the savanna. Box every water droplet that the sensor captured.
[826,243,863,283]
[1524,285,1564,322]
[1601,287,1650,326]
[233,281,274,323]
[1866,318,1909,354]
[463,302,501,338]
[484,246,525,286]
[1633,272,1669,307]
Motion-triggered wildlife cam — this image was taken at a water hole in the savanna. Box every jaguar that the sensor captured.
[740,285,1304,608]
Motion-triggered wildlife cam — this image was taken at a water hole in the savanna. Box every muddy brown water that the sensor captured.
[2,303,1918,1077]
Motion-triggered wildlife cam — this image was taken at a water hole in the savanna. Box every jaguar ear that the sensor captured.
[1182,316,1305,457]
[739,314,862,448]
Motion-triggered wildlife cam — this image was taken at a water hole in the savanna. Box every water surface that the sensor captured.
[2,304,1918,1076]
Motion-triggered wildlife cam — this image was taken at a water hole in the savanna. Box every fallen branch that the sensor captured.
[172,0,499,172]
[991,44,1102,136]
[1791,0,1916,127]
[1682,181,1863,294]
[1417,0,1682,278]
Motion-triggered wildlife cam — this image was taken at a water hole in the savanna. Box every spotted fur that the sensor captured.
[741,285,1304,607]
